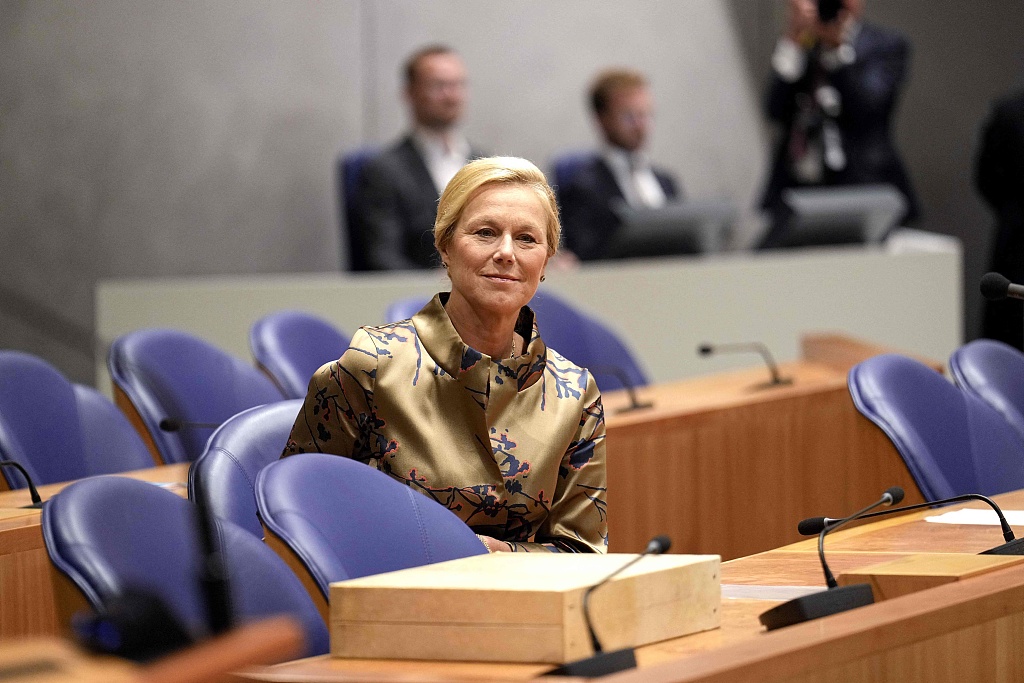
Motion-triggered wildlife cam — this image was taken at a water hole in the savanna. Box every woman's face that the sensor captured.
[441,183,550,321]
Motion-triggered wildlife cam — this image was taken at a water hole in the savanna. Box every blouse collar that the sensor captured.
[412,293,547,392]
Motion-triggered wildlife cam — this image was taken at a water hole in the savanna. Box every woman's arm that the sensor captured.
[523,374,609,553]
[282,328,380,460]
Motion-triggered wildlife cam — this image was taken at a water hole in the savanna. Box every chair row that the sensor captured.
[43,451,487,659]
[849,339,1024,501]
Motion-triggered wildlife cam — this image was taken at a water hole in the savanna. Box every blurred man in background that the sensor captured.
[353,45,483,270]
[559,69,680,261]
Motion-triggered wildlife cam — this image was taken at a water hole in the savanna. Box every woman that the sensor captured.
[284,157,606,553]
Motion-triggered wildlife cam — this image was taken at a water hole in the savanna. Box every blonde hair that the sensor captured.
[434,156,560,257]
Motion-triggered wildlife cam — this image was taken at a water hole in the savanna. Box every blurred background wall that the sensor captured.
[2,0,1022,384]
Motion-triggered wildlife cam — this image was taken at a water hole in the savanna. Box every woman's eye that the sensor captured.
[518,234,537,243]
[476,228,495,237]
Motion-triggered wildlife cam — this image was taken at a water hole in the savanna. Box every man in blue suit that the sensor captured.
[757,0,919,248]
[352,45,484,270]
[559,69,680,262]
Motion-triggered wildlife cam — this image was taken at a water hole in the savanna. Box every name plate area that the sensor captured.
[837,553,1024,601]
[329,553,720,664]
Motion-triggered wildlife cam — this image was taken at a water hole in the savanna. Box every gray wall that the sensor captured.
[2,1,1022,385]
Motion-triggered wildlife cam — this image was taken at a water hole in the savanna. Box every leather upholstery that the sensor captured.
[950,339,1024,446]
[255,453,486,599]
[250,311,350,399]
[849,353,1024,500]
[108,329,285,464]
[42,476,328,656]
[0,351,153,488]
[189,400,303,538]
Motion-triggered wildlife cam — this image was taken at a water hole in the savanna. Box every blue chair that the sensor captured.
[189,399,303,538]
[0,351,154,489]
[42,476,328,657]
[550,150,597,203]
[337,146,380,271]
[382,290,648,391]
[255,453,486,618]
[384,295,430,323]
[530,289,648,391]
[108,329,286,465]
[848,354,1024,500]
[250,311,351,399]
[950,339,1024,445]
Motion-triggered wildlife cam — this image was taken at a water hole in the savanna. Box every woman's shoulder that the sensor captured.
[542,345,602,402]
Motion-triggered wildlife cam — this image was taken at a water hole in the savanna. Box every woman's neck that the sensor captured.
[444,294,519,360]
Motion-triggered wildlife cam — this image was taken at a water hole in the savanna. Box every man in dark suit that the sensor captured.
[757,0,919,249]
[976,88,1024,350]
[559,69,680,262]
[353,45,483,270]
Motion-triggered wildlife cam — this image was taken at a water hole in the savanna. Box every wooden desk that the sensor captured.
[241,492,1024,683]
[600,334,931,558]
[0,464,190,639]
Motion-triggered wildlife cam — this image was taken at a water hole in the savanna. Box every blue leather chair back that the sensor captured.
[42,476,328,657]
[384,295,430,323]
[381,290,648,391]
[337,146,380,271]
[0,351,154,488]
[250,311,351,399]
[950,339,1024,445]
[108,329,286,464]
[255,453,486,599]
[849,354,1024,500]
[189,399,303,538]
[550,151,597,201]
[529,289,649,391]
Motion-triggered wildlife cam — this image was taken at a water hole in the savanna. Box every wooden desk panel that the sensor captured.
[603,357,924,559]
[0,464,189,639]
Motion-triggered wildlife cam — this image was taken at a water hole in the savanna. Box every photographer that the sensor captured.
[757,0,920,248]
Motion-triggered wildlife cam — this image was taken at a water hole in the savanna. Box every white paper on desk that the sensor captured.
[924,509,1024,526]
[721,584,826,601]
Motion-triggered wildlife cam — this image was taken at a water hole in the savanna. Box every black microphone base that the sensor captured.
[752,377,794,391]
[20,501,43,509]
[546,648,637,677]
[980,537,1024,556]
[759,583,874,631]
[614,401,653,415]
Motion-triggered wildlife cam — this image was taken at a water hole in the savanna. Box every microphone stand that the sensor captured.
[698,342,793,390]
[759,489,901,630]
[0,460,44,508]
[587,365,652,414]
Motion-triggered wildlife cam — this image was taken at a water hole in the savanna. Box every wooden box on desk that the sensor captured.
[329,553,720,664]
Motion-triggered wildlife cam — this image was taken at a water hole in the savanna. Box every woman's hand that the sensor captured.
[477,535,514,552]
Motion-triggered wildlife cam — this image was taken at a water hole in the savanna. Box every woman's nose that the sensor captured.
[493,233,515,261]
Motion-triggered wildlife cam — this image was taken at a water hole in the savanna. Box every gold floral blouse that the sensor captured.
[283,293,607,553]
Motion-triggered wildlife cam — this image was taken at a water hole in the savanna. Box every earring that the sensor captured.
[442,262,448,269]
[540,275,546,282]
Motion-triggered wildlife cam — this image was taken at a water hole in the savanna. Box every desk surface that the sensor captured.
[242,490,1024,683]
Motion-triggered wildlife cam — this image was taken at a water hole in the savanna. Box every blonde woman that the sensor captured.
[285,157,607,553]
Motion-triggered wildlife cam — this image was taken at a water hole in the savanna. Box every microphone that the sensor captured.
[548,535,672,677]
[698,341,793,389]
[587,364,653,414]
[159,418,221,432]
[798,492,1024,555]
[981,272,1024,301]
[0,460,44,508]
[759,487,903,631]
